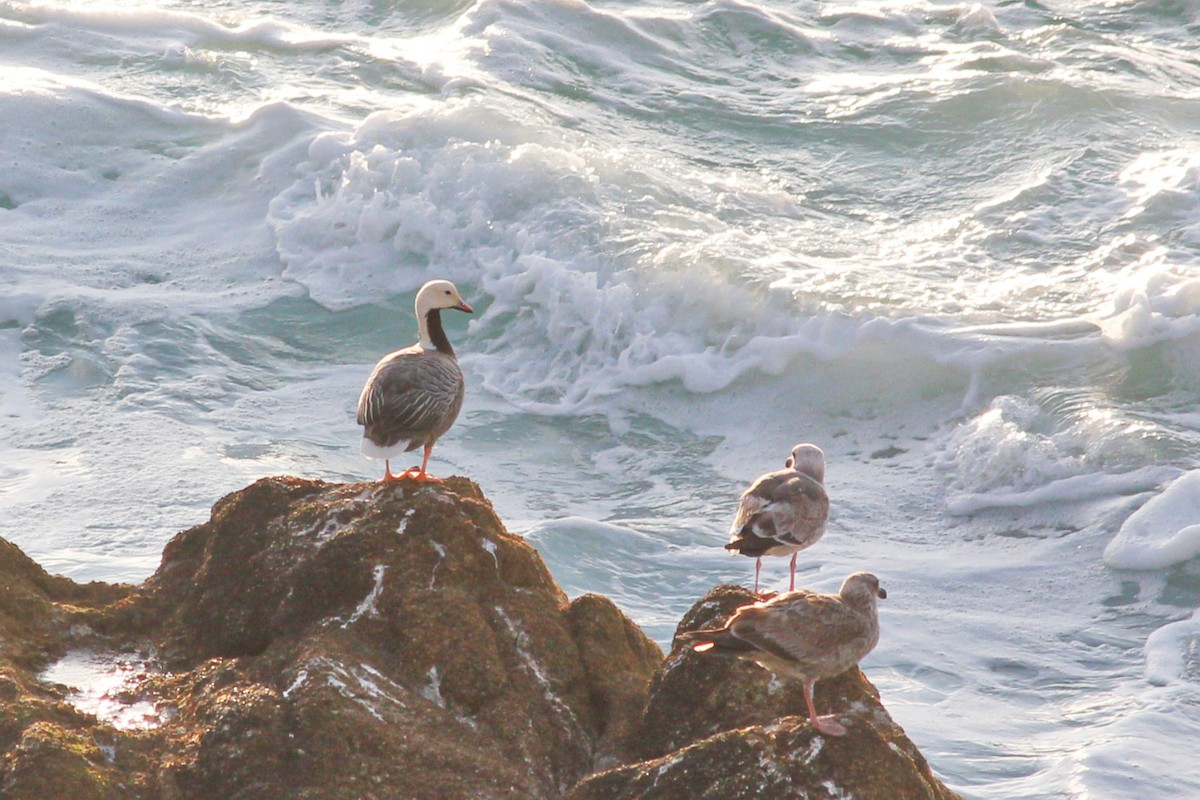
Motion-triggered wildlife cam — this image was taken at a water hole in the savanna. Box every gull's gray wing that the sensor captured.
[730,468,794,536]
[728,593,873,671]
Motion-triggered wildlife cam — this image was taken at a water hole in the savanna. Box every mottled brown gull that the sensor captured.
[726,443,829,594]
[677,572,886,736]
[357,279,472,482]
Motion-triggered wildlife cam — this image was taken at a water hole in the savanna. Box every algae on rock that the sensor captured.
[0,477,960,800]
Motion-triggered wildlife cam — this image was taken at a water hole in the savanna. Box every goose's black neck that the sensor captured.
[426,308,455,356]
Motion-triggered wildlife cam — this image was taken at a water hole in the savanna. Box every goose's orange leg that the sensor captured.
[383,445,444,483]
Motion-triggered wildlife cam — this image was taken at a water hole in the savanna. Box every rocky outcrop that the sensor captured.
[116,476,662,799]
[0,477,960,799]
[570,584,960,800]
[0,539,136,800]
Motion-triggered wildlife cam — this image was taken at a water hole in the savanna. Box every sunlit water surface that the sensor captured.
[3,1,1200,796]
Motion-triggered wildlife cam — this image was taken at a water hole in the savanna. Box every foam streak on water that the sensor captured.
[3,0,1200,797]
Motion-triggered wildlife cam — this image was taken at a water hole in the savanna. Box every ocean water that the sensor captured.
[3,0,1200,795]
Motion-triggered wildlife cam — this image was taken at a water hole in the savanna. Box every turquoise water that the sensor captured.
[3,0,1200,796]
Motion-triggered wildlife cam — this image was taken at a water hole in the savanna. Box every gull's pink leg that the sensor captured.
[789,552,798,591]
[804,680,847,737]
[754,557,762,594]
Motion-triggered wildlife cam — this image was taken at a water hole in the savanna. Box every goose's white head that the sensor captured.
[414,279,473,349]
[785,443,825,484]
[415,279,473,316]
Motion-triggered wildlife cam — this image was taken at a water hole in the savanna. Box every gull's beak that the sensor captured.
[455,300,474,313]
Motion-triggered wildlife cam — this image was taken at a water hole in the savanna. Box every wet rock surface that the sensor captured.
[571,584,960,800]
[0,476,959,799]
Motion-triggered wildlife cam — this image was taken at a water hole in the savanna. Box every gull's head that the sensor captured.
[786,443,825,483]
[840,572,886,605]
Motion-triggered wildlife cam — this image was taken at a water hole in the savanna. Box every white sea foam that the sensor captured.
[262,95,1200,430]
[938,392,1173,513]
[5,0,1200,797]
[1144,608,1200,687]
[948,467,1176,516]
[4,1,354,55]
[1104,471,1200,571]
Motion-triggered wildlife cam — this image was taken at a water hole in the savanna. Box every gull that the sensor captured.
[678,572,886,736]
[727,443,829,593]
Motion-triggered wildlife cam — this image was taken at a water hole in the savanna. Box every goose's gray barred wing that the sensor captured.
[730,594,871,665]
[357,351,464,444]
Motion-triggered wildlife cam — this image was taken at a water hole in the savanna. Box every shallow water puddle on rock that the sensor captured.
[40,649,164,730]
